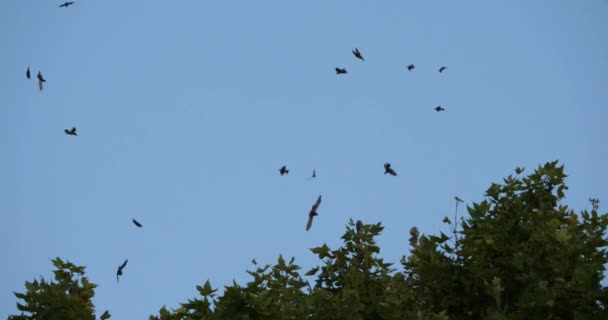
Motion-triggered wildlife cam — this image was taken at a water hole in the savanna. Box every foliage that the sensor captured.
[8,162,608,320]
[8,258,110,320]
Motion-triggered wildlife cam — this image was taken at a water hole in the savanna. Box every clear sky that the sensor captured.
[2,0,607,318]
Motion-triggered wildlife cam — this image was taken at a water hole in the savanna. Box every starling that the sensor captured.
[407,64,415,71]
[439,66,447,73]
[310,169,316,179]
[64,127,77,136]
[435,106,445,112]
[26,67,30,79]
[116,259,128,283]
[335,68,347,74]
[279,165,289,176]
[132,219,142,228]
[455,196,464,203]
[306,195,322,231]
[37,71,46,91]
[352,48,364,61]
[384,163,397,176]
[356,220,364,234]
[59,2,75,7]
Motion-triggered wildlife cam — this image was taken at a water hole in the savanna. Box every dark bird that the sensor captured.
[455,196,464,203]
[335,68,347,74]
[37,71,46,91]
[132,219,142,228]
[439,66,447,73]
[352,48,364,61]
[384,163,397,176]
[116,259,128,283]
[309,169,316,179]
[306,195,322,231]
[26,67,30,79]
[407,64,415,71]
[356,220,364,234]
[59,2,75,7]
[279,165,289,176]
[64,127,77,136]
[435,106,445,112]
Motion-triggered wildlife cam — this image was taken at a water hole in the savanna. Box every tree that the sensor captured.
[8,161,608,320]
[8,258,110,320]
[404,161,608,319]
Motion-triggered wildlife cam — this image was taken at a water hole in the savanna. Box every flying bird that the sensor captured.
[37,71,46,91]
[306,195,322,231]
[335,68,347,74]
[26,67,30,79]
[439,66,447,73]
[132,219,142,228]
[64,127,77,136]
[435,106,445,112]
[352,48,364,61]
[384,163,397,176]
[59,2,75,7]
[356,220,364,234]
[455,196,464,203]
[309,169,316,179]
[407,64,415,71]
[116,259,128,283]
[279,165,289,176]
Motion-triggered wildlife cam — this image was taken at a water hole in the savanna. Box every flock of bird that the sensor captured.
[24,2,455,284]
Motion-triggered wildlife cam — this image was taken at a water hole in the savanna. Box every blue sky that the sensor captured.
[2,0,607,318]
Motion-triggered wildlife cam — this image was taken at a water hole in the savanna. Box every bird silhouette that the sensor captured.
[384,163,397,176]
[356,220,364,234]
[455,196,464,203]
[116,259,128,283]
[26,67,30,79]
[335,68,347,74]
[132,219,142,228]
[435,106,445,112]
[59,2,74,7]
[64,127,77,136]
[439,66,447,73]
[407,64,415,71]
[279,165,289,176]
[352,48,364,61]
[309,169,316,179]
[306,195,322,231]
[37,71,46,91]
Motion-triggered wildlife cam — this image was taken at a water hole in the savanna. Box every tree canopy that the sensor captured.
[8,161,608,319]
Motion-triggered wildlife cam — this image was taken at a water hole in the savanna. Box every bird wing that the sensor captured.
[38,80,43,91]
[312,195,322,211]
[121,259,128,269]
[306,214,314,231]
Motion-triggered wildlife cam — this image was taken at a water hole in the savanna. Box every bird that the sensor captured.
[384,163,397,176]
[435,106,445,112]
[352,48,364,61]
[356,220,364,234]
[132,219,142,228]
[279,165,289,176]
[306,195,322,231]
[64,127,77,136]
[335,68,347,74]
[26,67,30,79]
[439,66,447,73]
[407,64,415,71]
[455,196,464,203]
[59,2,75,7]
[37,71,46,91]
[309,169,316,179]
[116,259,128,283]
